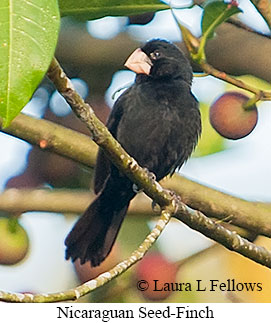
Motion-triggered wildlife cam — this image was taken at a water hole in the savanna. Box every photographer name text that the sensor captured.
[152,278,262,292]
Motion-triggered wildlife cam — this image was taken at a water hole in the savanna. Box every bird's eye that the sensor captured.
[150,50,160,60]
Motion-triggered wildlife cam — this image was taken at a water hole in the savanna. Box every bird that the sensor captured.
[65,39,202,267]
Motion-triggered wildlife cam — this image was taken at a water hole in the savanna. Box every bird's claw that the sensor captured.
[165,189,181,214]
[165,189,181,203]
[143,168,156,182]
[133,168,156,193]
[151,200,161,213]
[132,183,143,193]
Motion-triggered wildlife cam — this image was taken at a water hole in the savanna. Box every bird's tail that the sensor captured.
[65,179,134,267]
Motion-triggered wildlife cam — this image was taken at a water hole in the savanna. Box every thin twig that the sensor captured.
[200,61,271,100]
[174,15,271,101]
[0,208,172,302]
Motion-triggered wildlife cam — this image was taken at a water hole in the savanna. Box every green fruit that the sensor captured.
[0,217,29,265]
[209,92,258,140]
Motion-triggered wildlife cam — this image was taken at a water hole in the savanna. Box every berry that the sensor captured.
[209,92,258,140]
[135,252,178,301]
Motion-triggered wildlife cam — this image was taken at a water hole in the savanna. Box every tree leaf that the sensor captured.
[202,0,242,39]
[58,0,169,20]
[0,0,60,127]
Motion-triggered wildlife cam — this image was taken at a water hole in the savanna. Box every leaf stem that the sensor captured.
[200,60,271,100]
[242,92,262,111]
[195,9,231,63]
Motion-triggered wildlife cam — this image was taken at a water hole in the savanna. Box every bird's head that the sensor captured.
[125,39,193,84]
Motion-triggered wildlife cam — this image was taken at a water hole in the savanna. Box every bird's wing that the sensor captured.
[94,90,129,194]
[93,149,110,194]
[169,106,201,176]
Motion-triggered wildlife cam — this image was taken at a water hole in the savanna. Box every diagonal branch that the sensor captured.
[1,56,271,303]
[46,57,174,207]
[174,202,271,268]
[46,57,271,268]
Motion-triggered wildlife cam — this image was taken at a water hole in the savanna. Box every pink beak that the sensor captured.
[124,48,152,75]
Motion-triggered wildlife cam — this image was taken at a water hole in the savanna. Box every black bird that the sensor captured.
[65,39,202,267]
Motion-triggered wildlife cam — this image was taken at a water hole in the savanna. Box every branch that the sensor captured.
[1,113,97,168]
[174,15,271,101]
[1,195,271,303]
[251,0,271,29]
[174,202,271,268]
[200,61,271,101]
[56,23,271,85]
[200,23,271,82]
[163,177,271,238]
[45,58,271,268]
[0,188,93,214]
[1,56,271,302]
[2,112,271,237]
[0,207,172,302]
[0,188,151,215]
[1,184,271,239]
[46,58,174,207]
[2,112,271,236]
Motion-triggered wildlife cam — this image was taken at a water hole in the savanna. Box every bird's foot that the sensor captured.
[133,168,156,193]
[162,188,181,203]
[164,189,181,214]
[151,189,180,213]
[151,200,161,213]
[132,183,143,193]
[143,167,156,186]
[143,168,156,183]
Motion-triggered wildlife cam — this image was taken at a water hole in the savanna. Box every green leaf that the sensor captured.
[0,0,60,127]
[59,0,169,20]
[194,0,242,63]
[193,103,225,157]
[202,0,242,39]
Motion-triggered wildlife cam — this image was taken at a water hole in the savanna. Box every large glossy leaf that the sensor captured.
[0,0,60,127]
[202,0,241,38]
[59,0,169,20]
